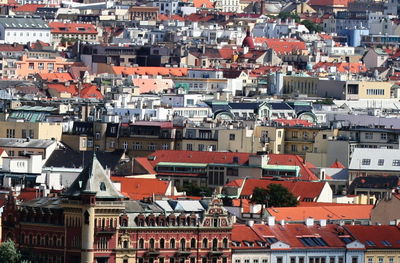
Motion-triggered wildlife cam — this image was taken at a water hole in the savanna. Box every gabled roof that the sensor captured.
[330,160,346,169]
[37,72,73,82]
[254,38,307,55]
[146,150,251,166]
[80,83,103,99]
[345,225,400,248]
[232,224,265,249]
[112,66,188,77]
[252,223,355,249]
[49,22,97,34]
[267,204,373,221]
[229,178,325,201]
[111,177,169,200]
[14,4,45,13]
[64,154,125,200]
[348,176,399,194]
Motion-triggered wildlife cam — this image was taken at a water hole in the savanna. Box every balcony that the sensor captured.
[208,248,224,257]
[175,248,192,257]
[146,248,160,257]
[94,227,117,234]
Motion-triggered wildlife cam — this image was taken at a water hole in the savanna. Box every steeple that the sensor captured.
[64,154,124,200]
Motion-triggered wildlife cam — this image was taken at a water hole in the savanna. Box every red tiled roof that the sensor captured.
[193,0,214,8]
[112,66,188,77]
[49,22,98,34]
[313,62,367,73]
[135,157,156,174]
[228,178,325,201]
[38,72,73,82]
[14,4,44,12]
[146,150,251,166]
[132,78,173,94]
[273,119,314,127]
[232,224,265,249]
[111,177,169,200]
[254,38,307,54]
[80,84,103,99]
[266,204,372,221]
[18,188,39,201]
[47,83,78,96]
[251,224,354,248]
[308,0,354,7]
[330,160,346,169]
[345,225,400,248]
[0,44,24,52]
[267,154,318,180]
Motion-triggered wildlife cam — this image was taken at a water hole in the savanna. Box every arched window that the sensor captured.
[29,234,33,246]
[191,238,196,249]
[123,240,129,249]
[223,238,228,248]
[160,238,165,249]
[138,238,144,249]
[180,238,186,250]
[53,236,57,247]
[36,234,41,246]
[170,238,175,249]
[212,238,218,250]
[45,235,49,246]
[150,238,155,249]
[202,238,208,248]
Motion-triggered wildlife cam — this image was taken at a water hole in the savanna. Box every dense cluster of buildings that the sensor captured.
[0,0,398,262]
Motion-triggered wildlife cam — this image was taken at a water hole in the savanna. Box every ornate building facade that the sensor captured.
[2,155,233,263]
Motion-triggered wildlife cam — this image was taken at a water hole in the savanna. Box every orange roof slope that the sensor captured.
[38,72,73,82]
[228,178,325,201]
[14,4,44,13]
[112,66,188,77]
[49,22,98,34]
[111,177,169,200]
[345,225,400,249]
[330,160,346,168]
[254,38,307,54]
[266,204,373,221]
[80,84,103,99]
[132,78,173,94]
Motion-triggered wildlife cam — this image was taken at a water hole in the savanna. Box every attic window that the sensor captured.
[365,240,376,246]
[299,237,328,247]
[382,240,392,246]
[77,27,86,31]
[243,241,254,247]
[100,182,106,191]
[340,237,352,244]
[266,237,278,243]
[256,241,266,247]
[232,241,241,247]
[59,27,67,31]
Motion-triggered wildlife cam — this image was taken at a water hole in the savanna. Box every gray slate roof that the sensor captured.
[64,154,124,199]
[0,138,56,149]
[0,16,49,29]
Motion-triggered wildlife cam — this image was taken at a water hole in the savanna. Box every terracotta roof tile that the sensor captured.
[49,22,97,34]
[111,177,169,200]
[112,66,188,77]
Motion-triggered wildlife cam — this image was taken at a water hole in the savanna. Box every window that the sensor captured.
[223,238,228,248]
[38,63,44,70]
[162,144,169,150]
[352,257,358,263]
[367,258,373,263]
[170,239,175,249]
[378,159,384,166]
[381,133,387,140]
[48,63,54,71]
[190,238,196,248]
[262,260,268,263]
[388,258,394,263]
[123,141,128,150]
[150,238,155,249]
[393,160,400,166]
[160,238,165,249]
[187,144,193,151]
[378,258,383,263]
[298,237,327,247]
[292,131,298,138]
[299,258,304,263]
[329,258,335,263]
[180,239,186,249]
[202,238,208,248]
[277,258,283,263]
[362,159,371,165]
[254,260,259,263]
[338,257,344,263]
[290,258,296,263]
[212,238,218,250]
[365,132,373,139]
[229,134,235,140]
[291,144,297,152]
[170,258,175,263]
[138,238,144,249]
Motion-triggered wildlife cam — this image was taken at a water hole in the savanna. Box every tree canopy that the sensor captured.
[178,183,213,197]
[0,241,22,263]
[251,184,299,207]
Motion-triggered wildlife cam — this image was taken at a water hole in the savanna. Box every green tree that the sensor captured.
[251,184,298,207]
[178,183,213,197]
[278,12,300,23]
[0,241,21,263]
[300,20,323,33]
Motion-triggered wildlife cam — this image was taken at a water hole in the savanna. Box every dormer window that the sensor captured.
[232,241,241,247]
[243,241,254,247]
[100,182,106,191]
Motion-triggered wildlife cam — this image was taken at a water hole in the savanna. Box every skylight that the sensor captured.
[365,240,376,246]
[382,240,392,246]
[299,237,328,247]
